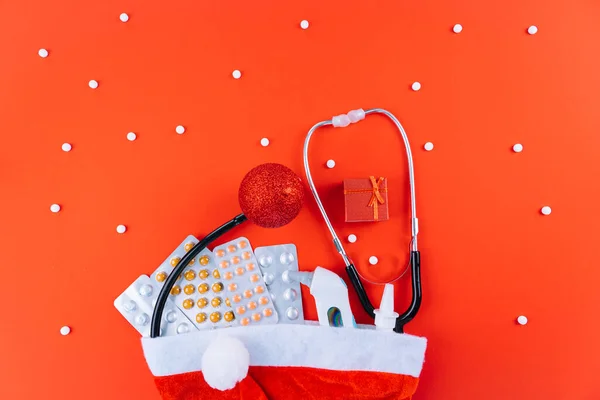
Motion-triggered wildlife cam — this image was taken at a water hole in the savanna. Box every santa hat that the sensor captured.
[142,323,427,399]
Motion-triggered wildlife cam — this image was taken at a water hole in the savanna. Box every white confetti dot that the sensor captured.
[232,70,242,79]
[38,48,49,58]
[541,206,552,216]
[527,25,538,35]
[513,143,523,153]
[50,204,61,213]
[453,24,463,33]
[300,20,309,30]
[260,138,270,147]
[61,143,72,152]
[88,80,99,89]
[60,326,71,336]
[326,159,336,169]
[127,132,137,141]
[116,224,127,234]
[369,256,378,265]
[348,234,357,243]
[424,142,434,151]
[517,315,528,325]
[175,125,185,134]
[120,13,129,22]
[411,82,421,91]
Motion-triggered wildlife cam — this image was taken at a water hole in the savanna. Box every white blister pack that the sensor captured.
[254,244,305,324]
[212,237,279,327]
[114,275,197,336]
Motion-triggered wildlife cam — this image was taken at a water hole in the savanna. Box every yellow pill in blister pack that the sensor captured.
[212,270,221,279]
[188,258,196,266]
[196,313,207,323]
[227,245,237,253]
[211,297,222,308]
[198,283,209,293]
[184,243,195,252]
[225,297,231,307]
[216,249,225,258]
[184,284,195,295]
[210,312,221,323]
[170,285,181,295]
[170,257,181,267]
[156,272,167,282]
[232,256,241,265]
[199,269,209,279]
[224,311,235,322]
[242,251,251,260]
[212,282,224,293]
[250,274,260,283]
[238,240,248,249]
[199,255,210,266]
[246,263,256,272]
[182,299,194,309]
[263,308,274,317]
[184,270,196,281]
[197,297,208,308]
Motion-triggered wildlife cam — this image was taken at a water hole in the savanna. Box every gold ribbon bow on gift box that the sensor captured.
[344,176,387,220]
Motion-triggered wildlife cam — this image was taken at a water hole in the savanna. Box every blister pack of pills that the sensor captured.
[212,237,279,327]
[254,244,305,324]
[114,275,197,337]
[150,235,199,296]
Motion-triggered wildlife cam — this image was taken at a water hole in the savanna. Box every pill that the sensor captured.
[199,269,209,279]
[263,273,274,285]
[250,274,260,283]
[198,283,209,293]
[170,257,181,267]
[197,298,208,308]
[227,245,237,253]
[188,258,195,266]
[176,323,189,334]
[199,255,209,265]
[517,315,528,325]
[116,225,127,234]
[300,20,309,29]
[259,256,273,267]
[235,267,245,276]
[170,286,181,295]
[225,297,231,307]
[156,272,167,282]
[453,24,463,33]
[60,326,71,336]
[263,308,274,317]
[139,284,153,297]
[119,13,129,22]
[369,256,379,265]
[326,159,336,169]
[513,143,523,153]
[255,285,265,294]
[246,263,256,271]
[183,284,195,295]
[232,256,241,265]
[196,313,207,323]
[232,70,242,79]
[224,311,235,322]
[411,82,421,91]
[280,252,295,265]
[219,261,230,269]
[240,317,250,326]
[224,272,234,280]
[215,249,225,257]
[228,283,238,292]
[212,270,221,279]
[184,270,196,281]
[210,312,221,323]
[541,206,552,215]
[61,143,72,152]
[50,204,61,213]
[237,306,246,314]
[38,48,49,58]
[136,313,150,325]
[211,297,222,307]
[232,294,242,303]
[89,80,99,89]
[424,142,434,151]
[122,300,136,312]
[286,307,299,320]
[184,243,194,252]
[242,251,251,260]
[126,132,136,141]
[283,288,297,301]
[238,240,248,248]
[348,234,357,243]
[175,125,185,134]
[252,313,262,322]
[248,301,258,310]
[165,310,177,323]
[259,296,269,305]
[212,282,224,293]
[182,299,194,309]
[243,289,253,299]
[527,25,538,35]
[260,138,270,147]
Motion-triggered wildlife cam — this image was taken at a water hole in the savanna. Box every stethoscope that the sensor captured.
[303,108,422,333]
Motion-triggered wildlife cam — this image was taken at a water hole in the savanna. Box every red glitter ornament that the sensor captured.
[238,163,304,228]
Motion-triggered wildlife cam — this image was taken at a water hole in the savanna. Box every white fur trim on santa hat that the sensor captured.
[142,323,427,378]
[201,336,249,390]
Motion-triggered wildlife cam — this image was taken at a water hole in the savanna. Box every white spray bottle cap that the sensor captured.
[374,284,399,331]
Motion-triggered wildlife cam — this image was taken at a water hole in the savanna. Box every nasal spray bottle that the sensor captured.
[283,267,356,328]
[374,284,399,331]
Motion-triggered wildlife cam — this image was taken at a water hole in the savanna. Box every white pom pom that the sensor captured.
[201,336,249,391]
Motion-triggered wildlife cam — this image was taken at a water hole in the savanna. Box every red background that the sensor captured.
[1,1,600,399]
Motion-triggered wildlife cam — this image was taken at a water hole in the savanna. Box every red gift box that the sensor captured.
[344,176,389,222]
